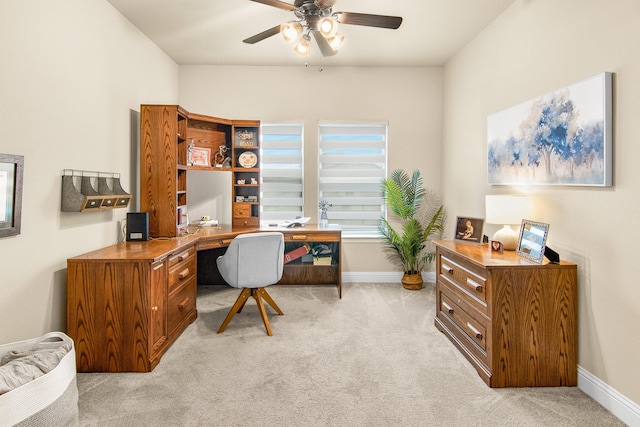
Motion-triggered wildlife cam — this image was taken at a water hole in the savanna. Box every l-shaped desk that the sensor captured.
[67,224,341,372]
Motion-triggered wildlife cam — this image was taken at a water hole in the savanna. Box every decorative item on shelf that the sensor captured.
[238,151,257,168]
[379,169,445,290]
[237,179,245,185]
[61,170,131,212]
[214,145,230,168]
[236,196,245,202]
[250,178,257,185]
[188,143,211,167]
[236,130,256,147]
[246,196,258,202]
[318,199,332,228]
[485,194,532,251]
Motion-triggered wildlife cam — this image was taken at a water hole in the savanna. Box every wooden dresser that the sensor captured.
[433,240,577,387]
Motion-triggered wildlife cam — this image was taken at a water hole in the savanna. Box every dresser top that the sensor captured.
[434,240,576,269]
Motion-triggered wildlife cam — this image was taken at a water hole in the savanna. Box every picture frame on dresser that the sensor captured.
[454,216,484,243]
[516,219,549,263]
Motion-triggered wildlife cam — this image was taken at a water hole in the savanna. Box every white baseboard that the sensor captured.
[341,273,640,426]
[342,271,436,284]
[578,366,640,426]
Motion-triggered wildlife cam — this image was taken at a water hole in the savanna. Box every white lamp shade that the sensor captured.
[485,195,531,225]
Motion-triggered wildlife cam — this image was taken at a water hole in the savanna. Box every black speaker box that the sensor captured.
[544,246,560,263]
[126,212,149,242]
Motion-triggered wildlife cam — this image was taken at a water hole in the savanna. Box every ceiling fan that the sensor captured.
[243,0,403,57]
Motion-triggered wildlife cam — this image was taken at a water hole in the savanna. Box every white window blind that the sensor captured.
[260,123,304,223]
[318,122,387,237]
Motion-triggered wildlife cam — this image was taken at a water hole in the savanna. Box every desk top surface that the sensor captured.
[69,224,341,262]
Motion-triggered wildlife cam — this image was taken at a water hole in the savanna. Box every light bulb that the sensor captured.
[281,22,302,43]
[318,17,338,38]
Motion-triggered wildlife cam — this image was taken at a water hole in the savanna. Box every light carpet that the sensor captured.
[76,283,624,426]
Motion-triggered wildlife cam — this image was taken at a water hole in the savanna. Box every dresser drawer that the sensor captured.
[437,285,490,352]
[168,250,196,293]
[438,253,488,307]
[168,278,196,335]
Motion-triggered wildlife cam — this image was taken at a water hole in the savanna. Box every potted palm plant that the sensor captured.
[379,169,445,290]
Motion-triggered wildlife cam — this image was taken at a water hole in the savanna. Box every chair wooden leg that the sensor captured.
[257,287,284,315]
[252,289,273,336]
[217,288,251,334]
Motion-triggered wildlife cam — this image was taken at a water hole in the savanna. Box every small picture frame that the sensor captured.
[454,216,484,243]
[0,153,24,238]
[516,219,549,264]
[490,240,504,254]
[188,147,211,167]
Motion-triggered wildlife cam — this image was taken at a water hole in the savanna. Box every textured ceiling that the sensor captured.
[107,0,516,67]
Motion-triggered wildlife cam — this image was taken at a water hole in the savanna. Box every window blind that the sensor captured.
[318,122,387,237]
[260,123,304,223]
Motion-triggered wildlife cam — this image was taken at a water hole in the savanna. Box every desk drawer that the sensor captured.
[168,251,195,293]
[284,232,340,242]
[198,238,234,251]
[168,278,196,335]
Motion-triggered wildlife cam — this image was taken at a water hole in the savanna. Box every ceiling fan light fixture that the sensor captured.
[281,22,302,43]
[326,33,345,51]
[318,16,338,38]
[293,34,311,57]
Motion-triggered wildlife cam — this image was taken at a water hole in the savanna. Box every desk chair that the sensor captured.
[216,232,285,336]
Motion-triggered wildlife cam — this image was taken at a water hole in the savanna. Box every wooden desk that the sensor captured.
[67,225,341,372]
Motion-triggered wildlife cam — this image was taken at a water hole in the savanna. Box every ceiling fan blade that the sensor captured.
[336,12,403,29]
[249,0,297,12]
[243,25,282,44]
[314,0,338,8]
[313,32,338,57]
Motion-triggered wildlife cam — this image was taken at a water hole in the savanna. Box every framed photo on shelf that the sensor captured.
[0,153,24,238]
[235,129,256,147]
[516,219,549,264]
[188,147,211,167]
[454,216,484,243]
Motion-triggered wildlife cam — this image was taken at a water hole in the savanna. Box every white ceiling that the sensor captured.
[106,0,516,67]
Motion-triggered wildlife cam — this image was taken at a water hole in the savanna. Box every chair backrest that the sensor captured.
[216,232,285,289]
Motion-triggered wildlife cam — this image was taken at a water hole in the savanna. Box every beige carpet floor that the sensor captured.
[76,282,624,426]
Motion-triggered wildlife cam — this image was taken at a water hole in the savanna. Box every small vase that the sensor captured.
[401,272,423,290]
[319,210,328,228]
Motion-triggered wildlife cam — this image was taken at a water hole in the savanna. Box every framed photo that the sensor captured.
[0,153,24,238]
[516,219,549,264]
[188,147,211,167]
[454,216,484,243]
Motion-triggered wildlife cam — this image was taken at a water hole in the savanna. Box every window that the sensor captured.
[318,122,387,237]
[260,123,304,223]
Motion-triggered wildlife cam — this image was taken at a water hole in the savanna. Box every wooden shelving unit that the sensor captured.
[140,105,260,237]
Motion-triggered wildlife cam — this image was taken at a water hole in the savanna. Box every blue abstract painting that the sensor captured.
[487,72,612,186]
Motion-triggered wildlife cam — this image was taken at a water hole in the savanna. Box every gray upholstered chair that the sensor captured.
[216,232,285,336]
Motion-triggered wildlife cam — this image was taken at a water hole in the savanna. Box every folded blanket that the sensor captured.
[0,343,71,395]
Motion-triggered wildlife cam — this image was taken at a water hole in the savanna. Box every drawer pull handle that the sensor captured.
[292,235,307,240]
[151,306,158,312]
[442,301,454,314]
[442,263,454,274]
[467,322,483,339]
[178,297,189,309]
[178,253,188,262]
[178,268,190,279]
[467,278,483,292]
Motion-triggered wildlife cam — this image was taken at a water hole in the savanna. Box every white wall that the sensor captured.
[443,0,640,410]
[0,0,178,343]
[179,65,443,273]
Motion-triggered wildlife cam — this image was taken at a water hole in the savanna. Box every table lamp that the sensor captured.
[485,195,531,250]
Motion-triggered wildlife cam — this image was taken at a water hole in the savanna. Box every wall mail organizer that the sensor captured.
[61,169,131,212]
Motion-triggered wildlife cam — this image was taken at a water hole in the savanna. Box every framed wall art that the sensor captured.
[0,153,24,238]
[487,72,612,186]
[516,219,549,264]
[454,216,484,244]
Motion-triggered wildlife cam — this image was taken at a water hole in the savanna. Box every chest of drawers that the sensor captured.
[434,240,577,387]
